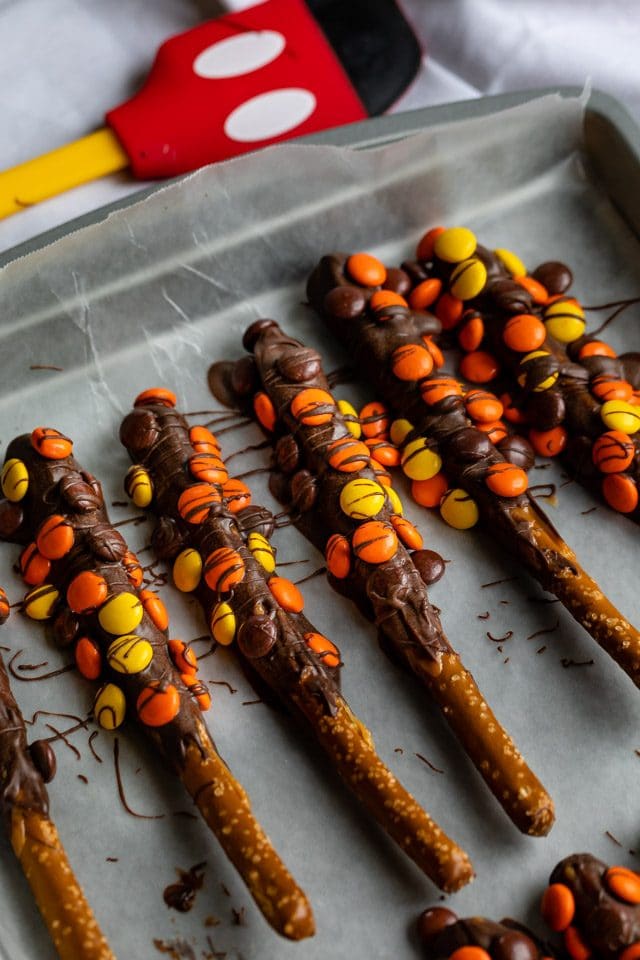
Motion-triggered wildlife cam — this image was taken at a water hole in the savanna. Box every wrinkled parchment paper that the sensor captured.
[0,91,639,960]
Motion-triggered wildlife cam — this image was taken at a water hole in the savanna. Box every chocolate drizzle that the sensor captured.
[0,652,50,821]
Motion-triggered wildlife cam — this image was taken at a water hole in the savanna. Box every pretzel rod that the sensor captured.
[210,320,554,838]
[0,433,313,941]
[0,589,114,960]
[119,393,473,893]
[304,252,640,688]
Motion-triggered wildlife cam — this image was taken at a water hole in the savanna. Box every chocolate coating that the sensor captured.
[234,505,276,540]
[524,390,566,431]
[277,348,321,384]
[237,615,278,659]
[230,355,258,397]
[290,469,317,513]
[275,434,300,474]
[496,435,535,472]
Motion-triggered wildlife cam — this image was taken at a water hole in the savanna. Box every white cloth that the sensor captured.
[0,0,637,252]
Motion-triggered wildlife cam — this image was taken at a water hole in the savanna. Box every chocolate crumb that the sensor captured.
[220,883,231,897]
[477,611,490,620]
[415,752,444,774]
[163,862,206,913]
[526,619,560,641]
[481,576,518,589]
[496,645,503,653]
[208,680,237,695]
[536,646,547,655]
[111,500,128,508]
[503,657,510,664]
[528,596,561,604]
[152,938,197,959]
[394,747,404,754]
[88,730,102,763]
[77,774,88,784]
[605,830,623,847]
[486,630,513,643]
[106,857,118,862]
[635,749,640,758]
[499,600,509,605]
[581,506,598,516]
[231,906,245,926]
[561,658,594,669]
[241,699,262,706]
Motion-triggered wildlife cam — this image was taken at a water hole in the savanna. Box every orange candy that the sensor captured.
[578,340,617,360]
[416,226,446,261]
[137,682,181,726]
[370,461,392,487]
[364,438,401,467]
[411,473,449,508]
[75,636,102,681]
[134,387,176,408]
[36,515,74,560]
[503,313,547,353]
[346,252,386,287]
[564,926,592,960]
[485,462,528,497]
[517,275,548,304]
[181,674,211,711]
[409,278,442,310]
[592,431,635,473]
[254,391,277,432]
[435,292,464,330]
[290,388,335,426]
[370,290,407,310]
[204,548,245,593]
[268,576,304,613]
[464,389,503,423]
[188,453,228,485]
[325,534,351,579]
[460,350,500,384]
[421,377,463,406]
[222,478,252,512]
[477,420,508,444]
[360,401,390,438]
[140,589,169,631]
[177,483,221,524]
[604,866,640,904]
[457,313,484,353]
[391,343,434,381]
[390,514,423,550]
[189,425,220,454]
[30,427,73,460]
[449,948,491,960]
[501,392,528,425]
[352,521,398,564]
[19,543,51,586]
[529,426,568,457]
[67,571,108,613]
[327,435,370,473]
[169,639,198,676]
[0,588,8,625]
[541,882,575,932]
[620,944,640,960]
[304,632,340,669]
[421,336,445,370]
[602,474,638,513]
[123,550,144,588]
[591,376,633,402]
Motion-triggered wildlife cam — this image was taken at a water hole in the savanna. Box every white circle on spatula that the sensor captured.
[224,88,317,143]
[193,31,286,79]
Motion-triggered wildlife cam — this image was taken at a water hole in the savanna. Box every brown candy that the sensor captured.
[492,930,539,960]
[277,348,321,384]
[532,261,573,295]
[86,523,127,562]
[52,608,80,648]
[290,470,317,513]
[383,267,412,296]
[119,408,160,454]
[417,906,458,945]
[411,549,446,586]
[236,615,278,659]
[496,435,535,472]
[323,285,367,320]
[275,434,300,474]
[235,505,276,539]
[525,390,566,431]
[59,472,103,513]
[490,279,534,315]
[28,739,57,783]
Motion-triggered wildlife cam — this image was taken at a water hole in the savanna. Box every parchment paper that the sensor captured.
[0,91,639,960]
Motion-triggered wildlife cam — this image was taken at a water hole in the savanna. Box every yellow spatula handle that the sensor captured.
[0,128,129,220]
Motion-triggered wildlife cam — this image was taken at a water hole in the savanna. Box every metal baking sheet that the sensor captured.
[0,89,639,960]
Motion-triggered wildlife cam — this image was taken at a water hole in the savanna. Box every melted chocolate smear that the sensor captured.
[394,747,404,754]
[113,738,165,820]
[8,650,74,682]
[481,577,518,589]
[487,631,514,643]
[234,467,270,480]
[113,515,148,529]
[528,596,561,604]
[526,620,560,641]
[415,752,444,774]
[172,810,198,820]
[163,862,207,913]
[205,938,227,960]
[561,658,594,668]
[232,906,245,926]
[18,660,48,671]
[327,365,356,387]
[88,730,103,763]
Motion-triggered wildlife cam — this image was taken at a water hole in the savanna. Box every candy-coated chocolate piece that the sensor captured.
[604,866,640,904]
[518,351,559,392]
[98,591,143,635]
[370,461,392,487]
[544,299,586,343]
[177,482,221,524]
[326,534,351,579]
[620,945,640,960]
[464,389,504,423]
[390,514,423,550]
[134,387,177,408]
[365,438,401,467]
[529,426,568,458]
[237,615,278,660]
[253,391,277,432]
[440,489,479,529]
[107,634,154,675]
[421,377,463,405]
[203,547,245,593]
[401,438,442,481]
[30,427,73,460]
[590,375,633,403]
[601,400,640,434]
[494,248,526,278]
[485,462,528,497]
[248,531,276,573]
[563,925,591,960]
[501,392,528,425]
[1,458,28,502]
[411,473,449,508]
[140,589,169,631]
[137,682,181,727]
[477,421,508,445]
[123,550,144,588]
[0,588,9,625]
[497,434,535,472]
[168,638,198,676]
[450,257,487,300]
[173,547,203,592]
[182,673,212,711]
[336,399,362,438]
[210,601,236,645]
[189,424,221,454]
[268,576,304,613]
[416,905,458,945]
[346,252,386,287]
[94,683,126,729]
[290,388,335,426]
[370,290,407,310]
[460,350,500,384]
[422,336,445,369]
[435,292,464,330]
[541,882,574,931]
[75,636,102,680]
[434,226,477,263]
[412,549,446,585]
[359,401,390,438]
[339,478,386,519]
[457,313,484,353]
[124,464,154,507]
[602,474,639,513]
[352,520,398,564]
[518,275,548,304]
[327,435,370,473]
[23,583,59,620]
[409,277,442,310]
[503,314,546,353]
[592,431,635,474]
[391,343,434,381]
[36,514,74,560]
[578,340,617,360]
[416,225,446,261]
[304,632,340,668]
[19,543,50,586]
[385,485,404,515]
[66,570,108,613]
[188,452,228,485]
[390,419,413,446]
[222,477,252,513]
[450,947,491,960]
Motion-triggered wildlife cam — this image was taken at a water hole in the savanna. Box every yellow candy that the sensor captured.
[543,300,586,344]
[98,591,143,635]
[248,532,276,573]
[434,226,477,263]
[401,438,442,481]
[390,419,413,446]
[1,458,28,502]
[449,257,487,300]
[173,547,202,592]
[494,248,526,278]
[94,683,126,730]
[337,399,362,439]
[23,584,59,620]
[107,635,154,675]
[386,486,403,515]
[601,399,640,435]
[339,478,386,519]
[517,351,559,392]
[440,488,479,529]
[124,465,154,508]
[210,601,236,646]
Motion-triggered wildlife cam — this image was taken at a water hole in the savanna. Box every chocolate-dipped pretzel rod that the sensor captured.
[213,320,554,838]
[0,430,313,941]
[306,251,640,688]
[119,391,473,894]
[0,589,114,960]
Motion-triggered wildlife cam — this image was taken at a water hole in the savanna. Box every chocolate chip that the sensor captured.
[277,348,321,384]
[411,550,446,586]
[236,615,277,659]
[29,739,57,783]
[497,434,535,472]
[119,409,159,454]
[324,285,366,320]
[532,260,573,295]
[242,319,278,352]
[383,267,412,297]
[274,435,300,474]
[492,930,539,960]
[416,906,458,946]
